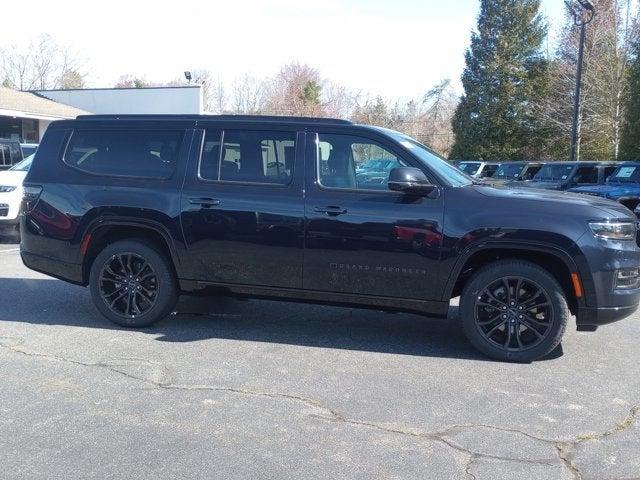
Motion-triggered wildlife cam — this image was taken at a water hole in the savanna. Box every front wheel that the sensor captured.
[89,240,178,328]
[460,260,570,362]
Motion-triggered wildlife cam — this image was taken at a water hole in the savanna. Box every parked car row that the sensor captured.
[454,159,640,213]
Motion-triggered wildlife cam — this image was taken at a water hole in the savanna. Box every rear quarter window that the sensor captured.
[63,129,184,179]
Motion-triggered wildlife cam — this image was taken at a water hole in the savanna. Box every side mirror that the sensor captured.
[388,167,436,196]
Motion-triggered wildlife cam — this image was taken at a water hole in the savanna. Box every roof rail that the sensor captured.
[75,114,353,125]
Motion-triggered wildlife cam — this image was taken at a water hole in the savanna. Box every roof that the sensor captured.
[0,86,89,120]
[74,114,353,126]
[37,85,201,92]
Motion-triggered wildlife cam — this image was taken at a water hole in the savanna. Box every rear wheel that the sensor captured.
[460,260,569,362]
[89,240,178,327]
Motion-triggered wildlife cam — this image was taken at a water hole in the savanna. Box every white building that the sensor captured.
[0,85,204,143]
[36,86,203,115]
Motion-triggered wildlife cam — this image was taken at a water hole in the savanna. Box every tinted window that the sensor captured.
[317,133,406,191]
[458,162,480,175]
[493,164,524,179]
[609,165,640,182]
[199,129,295,185]
[521,165,541,180]
[534,164,575,181]
[574,166,598,184]
[480,164,498,177]
[64,130,183,178]
[603,166,618,179]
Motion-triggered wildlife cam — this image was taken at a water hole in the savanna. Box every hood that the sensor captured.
[568,183,640,199]
[485,178,512,186]
[515,181,564,190]
[0,170,28,188]
[474,184,635,220]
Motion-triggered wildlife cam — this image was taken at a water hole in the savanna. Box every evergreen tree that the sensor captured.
[450,0,547,160]
[620,36,640,160]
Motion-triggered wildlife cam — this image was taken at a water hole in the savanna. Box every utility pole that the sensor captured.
[566,0,595,162]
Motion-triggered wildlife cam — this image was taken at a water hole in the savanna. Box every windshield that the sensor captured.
[533,163,575,182]
[457,162,480,176]
[388,133,473,186]
[493,163,524,179]
[9,154,33,171]
[608,165,640,183]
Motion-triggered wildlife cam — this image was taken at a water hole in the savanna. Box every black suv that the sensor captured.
[20,115,640,362]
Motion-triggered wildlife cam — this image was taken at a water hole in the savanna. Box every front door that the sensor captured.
[303,130,445,300]
[180,125,305,288]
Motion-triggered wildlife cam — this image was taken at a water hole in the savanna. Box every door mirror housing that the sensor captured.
[388,167,436,196]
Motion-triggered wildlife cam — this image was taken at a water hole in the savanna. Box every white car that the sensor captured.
[0,154,33,238]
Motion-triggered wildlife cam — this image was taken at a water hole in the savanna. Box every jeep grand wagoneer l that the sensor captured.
[20,115,640,362]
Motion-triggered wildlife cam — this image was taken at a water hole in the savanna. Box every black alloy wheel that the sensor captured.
[460,260,570,362]
[99,252,158,318]
[89,240,178,328]
[474,277,553,351]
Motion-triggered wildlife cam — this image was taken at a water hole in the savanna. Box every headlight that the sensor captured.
[0,185,16,193]
[589,221,637,240]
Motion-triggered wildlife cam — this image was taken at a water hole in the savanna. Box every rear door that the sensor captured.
[180,124,305,288]
[303,128,445,300]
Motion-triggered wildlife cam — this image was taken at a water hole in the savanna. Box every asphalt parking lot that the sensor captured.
[0,240,639,480]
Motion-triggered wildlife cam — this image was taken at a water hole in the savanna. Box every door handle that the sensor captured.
[314,206,348,216]
[189,197,221,208]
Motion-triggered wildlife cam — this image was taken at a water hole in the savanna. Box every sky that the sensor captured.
[1,0,569,99]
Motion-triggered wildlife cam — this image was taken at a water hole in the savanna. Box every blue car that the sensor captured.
[569,162,640,211]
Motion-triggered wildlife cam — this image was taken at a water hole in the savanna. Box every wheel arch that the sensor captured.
[444,243,588,315]
[80,219,180,286]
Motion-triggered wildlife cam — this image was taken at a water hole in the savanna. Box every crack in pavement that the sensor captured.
[1,338,638,479]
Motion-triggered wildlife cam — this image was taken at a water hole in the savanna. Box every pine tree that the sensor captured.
[620,36,640,160]
[450,0,548,160]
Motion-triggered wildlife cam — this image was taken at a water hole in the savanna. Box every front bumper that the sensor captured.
[577,304,639,330]
[575,233,640,330]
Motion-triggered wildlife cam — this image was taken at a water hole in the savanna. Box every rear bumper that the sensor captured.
[20,249,84,285]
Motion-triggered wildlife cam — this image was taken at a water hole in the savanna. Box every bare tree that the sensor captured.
[114,75,151,88]
[0,34,86,90]
[536,0,638,160]
[350,80,457,156]
[230,75,268,114]
[264,62,325,116]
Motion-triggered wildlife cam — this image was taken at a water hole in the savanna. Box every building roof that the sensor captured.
[0,86,89,120]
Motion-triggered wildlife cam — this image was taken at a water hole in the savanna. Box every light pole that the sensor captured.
[566,0,595,162]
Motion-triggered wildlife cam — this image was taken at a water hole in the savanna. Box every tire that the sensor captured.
[460,260,569,362]
[89,239,178,328]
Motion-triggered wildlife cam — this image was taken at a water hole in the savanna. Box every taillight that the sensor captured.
[22,185,42,212]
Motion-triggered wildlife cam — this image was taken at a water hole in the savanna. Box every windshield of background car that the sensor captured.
[608,165,640,183]
[493,163,524,179]
[533,163,576,182]
[457,162,480,175]
[9,154,33,171]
